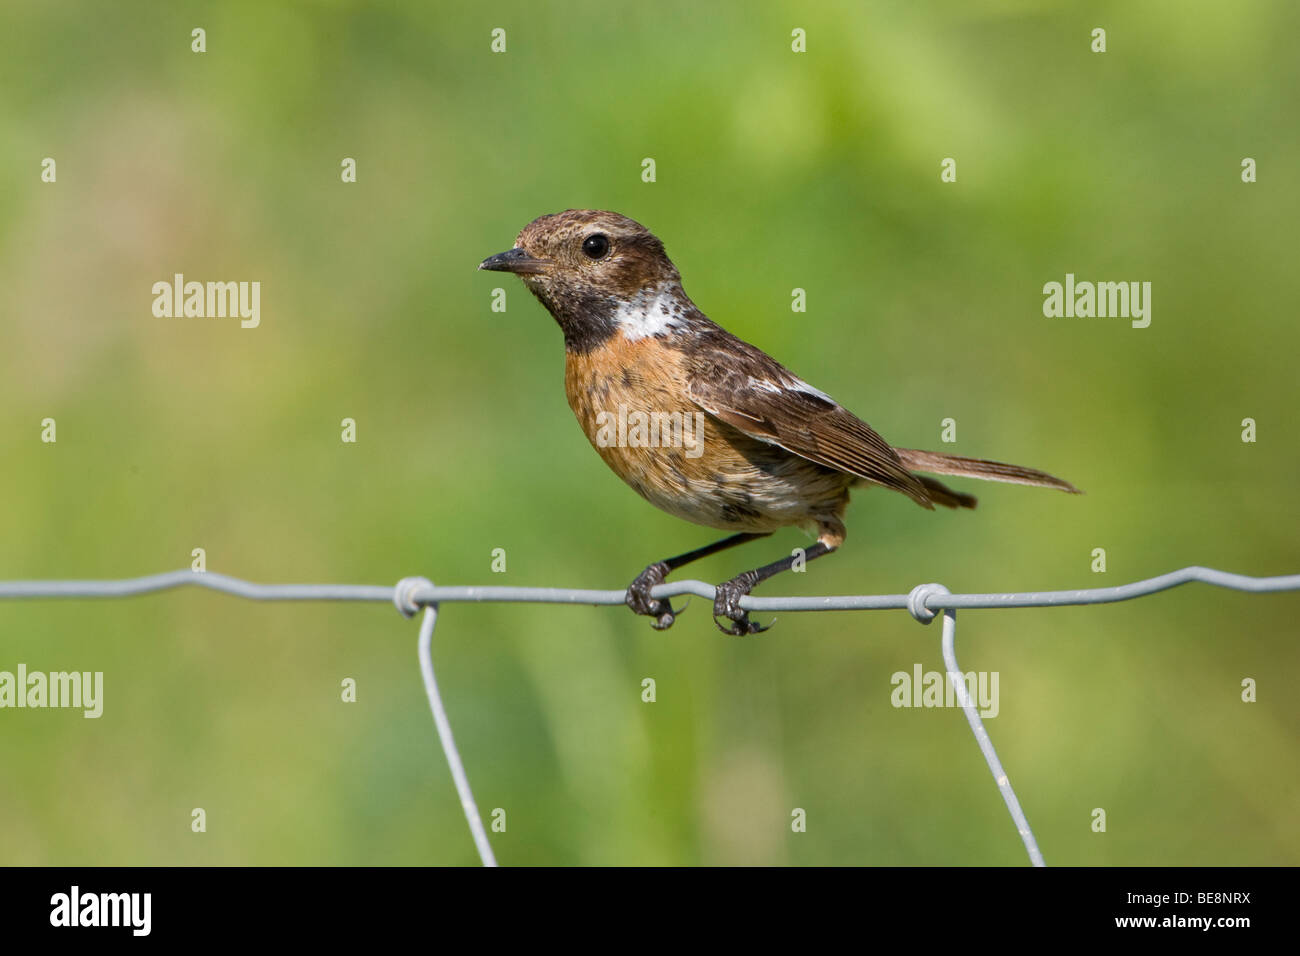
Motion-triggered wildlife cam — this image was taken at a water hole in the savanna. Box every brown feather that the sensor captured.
[913,475,978,509]
[895,448,1081,494]
[564,334,860,534]
[681,328,935,509]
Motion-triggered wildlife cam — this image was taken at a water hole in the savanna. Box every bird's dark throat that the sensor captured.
[528,284,620,354]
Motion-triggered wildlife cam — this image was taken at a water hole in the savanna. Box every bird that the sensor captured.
[479,210,1079,635]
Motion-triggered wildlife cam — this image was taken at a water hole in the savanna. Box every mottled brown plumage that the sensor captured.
[480,210,1079,634]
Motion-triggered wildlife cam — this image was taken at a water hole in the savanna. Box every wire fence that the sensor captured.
[3,564,1297,866]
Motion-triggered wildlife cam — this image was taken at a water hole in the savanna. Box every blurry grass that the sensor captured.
[0,0,1296,865]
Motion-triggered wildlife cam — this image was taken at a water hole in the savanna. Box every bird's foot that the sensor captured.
[626,562,681,630]
[712,576,772,636]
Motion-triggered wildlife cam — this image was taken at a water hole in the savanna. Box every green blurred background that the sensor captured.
[0,0,1296,865]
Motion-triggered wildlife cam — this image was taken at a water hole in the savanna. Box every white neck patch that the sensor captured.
[614,286,687,341]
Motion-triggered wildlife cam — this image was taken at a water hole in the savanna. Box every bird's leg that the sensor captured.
[627,532,770,630]
[713,541,835,635]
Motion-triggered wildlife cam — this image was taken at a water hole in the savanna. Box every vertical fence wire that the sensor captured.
[415,602,497,867]
[940,607,1045,867]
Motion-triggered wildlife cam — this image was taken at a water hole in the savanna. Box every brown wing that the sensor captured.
[683,332,933,509]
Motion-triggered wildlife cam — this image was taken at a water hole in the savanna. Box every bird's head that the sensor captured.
[479,209,690,351]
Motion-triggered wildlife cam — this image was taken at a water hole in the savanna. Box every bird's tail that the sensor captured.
[893,448,1081,510]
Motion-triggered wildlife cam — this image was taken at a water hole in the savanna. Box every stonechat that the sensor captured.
[480,210,1079,635]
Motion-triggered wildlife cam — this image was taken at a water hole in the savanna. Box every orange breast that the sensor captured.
[563,337,853,533]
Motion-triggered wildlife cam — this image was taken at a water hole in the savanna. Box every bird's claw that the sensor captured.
[712,578,772,636]
[626,562,682,630]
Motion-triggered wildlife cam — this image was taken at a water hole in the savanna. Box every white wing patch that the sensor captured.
[787,376,836,405]
[750,373,836,406]
[615,287,687,341]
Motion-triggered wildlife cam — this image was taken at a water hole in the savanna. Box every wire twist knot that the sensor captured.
[394,576,434,618]
[907,582,950,624]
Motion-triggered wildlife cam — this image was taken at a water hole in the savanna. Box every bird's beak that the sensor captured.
[478,247,552,275]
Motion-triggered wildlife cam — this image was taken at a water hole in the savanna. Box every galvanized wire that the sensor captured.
[4,565,1295,616]
[1,564,1296,866]
[413,595,497,867]
[939,604,1045,866]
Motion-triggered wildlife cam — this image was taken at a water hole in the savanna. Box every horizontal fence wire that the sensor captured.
[2,564,1296,867]
[3,565,1298,613]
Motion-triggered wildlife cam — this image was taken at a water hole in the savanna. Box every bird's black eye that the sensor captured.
[581,233,610,260]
